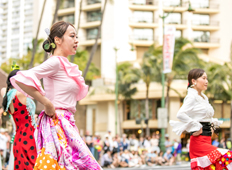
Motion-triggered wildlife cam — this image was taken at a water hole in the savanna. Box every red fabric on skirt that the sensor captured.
[190,135,217,159]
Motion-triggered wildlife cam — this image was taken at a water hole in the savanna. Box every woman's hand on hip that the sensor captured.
[44,99,56,119]
[192,128,202,136]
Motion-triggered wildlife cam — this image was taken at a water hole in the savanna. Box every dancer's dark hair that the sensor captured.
[42,21,75,53]
[187,69,205,88]
[2,69,20,111]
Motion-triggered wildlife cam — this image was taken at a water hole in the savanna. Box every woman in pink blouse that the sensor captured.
[10,21,102,170]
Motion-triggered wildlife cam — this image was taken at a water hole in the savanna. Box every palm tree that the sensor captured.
[29,0,47,68]
[83,0,108,78]
[206,42,232,139]
[117,62,141,135]
[140,48,161,136]
[71,0,83,63]
[143,38,203,135]
[43,0,63,61]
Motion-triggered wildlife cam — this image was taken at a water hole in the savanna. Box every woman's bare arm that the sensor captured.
[15,81,56,118]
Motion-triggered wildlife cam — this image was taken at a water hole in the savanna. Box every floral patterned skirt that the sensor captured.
[34,109,103,170]
[190,135,232,170]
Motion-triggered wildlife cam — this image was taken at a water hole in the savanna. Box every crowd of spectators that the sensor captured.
[83,131,185,168]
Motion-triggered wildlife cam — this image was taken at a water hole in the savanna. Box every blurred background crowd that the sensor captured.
[1,124,232,169]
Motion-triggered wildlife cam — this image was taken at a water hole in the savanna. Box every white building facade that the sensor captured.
[0,0,54,64]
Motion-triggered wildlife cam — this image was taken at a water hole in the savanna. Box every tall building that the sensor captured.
[0,0,54,64]
[58,0,232,141]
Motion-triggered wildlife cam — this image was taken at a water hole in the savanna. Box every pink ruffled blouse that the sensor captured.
[10,56,88,113]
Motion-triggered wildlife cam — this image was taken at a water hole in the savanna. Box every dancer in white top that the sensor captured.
[170,68,232,170]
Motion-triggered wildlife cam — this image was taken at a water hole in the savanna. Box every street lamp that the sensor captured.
[114,47,119,135]
[159,1,194,152]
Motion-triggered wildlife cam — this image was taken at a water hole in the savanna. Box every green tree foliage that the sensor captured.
[68,49,100,82]
[1,39,44,73]
[117,62,140,100]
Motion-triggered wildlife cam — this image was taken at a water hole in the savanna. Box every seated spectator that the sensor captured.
[129,150,142,167]
[103,136,111,154]
[121,149,132,164]
[118,150,128,167]
[163,149,174,166]
[112,153,120,168]
[146,150,157,166]
[102,150,115,168]
[140,150,148,165]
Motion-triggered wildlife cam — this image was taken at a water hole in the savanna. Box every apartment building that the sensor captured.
[0,0,54,64]
[58,0,232,141]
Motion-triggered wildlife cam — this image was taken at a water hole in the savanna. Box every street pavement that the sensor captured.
[104,163,191,170]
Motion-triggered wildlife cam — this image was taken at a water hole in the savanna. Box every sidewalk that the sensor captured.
[104,162,191,170]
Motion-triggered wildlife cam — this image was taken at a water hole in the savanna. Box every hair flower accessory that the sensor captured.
[44,28,56,51]
[11,61,20,71]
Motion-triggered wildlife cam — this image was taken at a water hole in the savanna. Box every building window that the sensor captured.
[163,0,182,7]
[131,0,154,5]
[192,14,209,26]
[87,28,100,40]
[58,14,75,24]
[133,28,153,41]
[164,13,181,24]
[87,0,101,5]
[87,10,101,22]
[175,30,182,39]
[132,11,153,23]
[193,31,210,43]
[60,0,75,9]
[190,0,209,9]
[123,99,160,121]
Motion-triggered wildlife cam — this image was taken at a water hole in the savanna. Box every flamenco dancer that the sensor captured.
[10,21,102,169]
[1,66,37,170]
[170,68,232,170]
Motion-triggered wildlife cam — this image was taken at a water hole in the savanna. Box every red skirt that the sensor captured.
[190,135,232,170]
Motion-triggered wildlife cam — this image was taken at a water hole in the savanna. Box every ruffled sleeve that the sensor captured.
[56,56,88,101]
[10,57,60,99]
[169,96,203,136]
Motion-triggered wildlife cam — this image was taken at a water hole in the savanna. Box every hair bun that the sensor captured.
[42,39,52,53]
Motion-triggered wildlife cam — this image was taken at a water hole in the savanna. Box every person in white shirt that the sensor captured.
[170,69,231,170]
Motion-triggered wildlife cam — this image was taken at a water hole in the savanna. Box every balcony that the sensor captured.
[78,36,101,46]
[192,3,219,14]
[193,38,220,49]
[192,20,219,31]
[165,20,187,30]
[58,7,75,16]
[129,34,157,46]
[129,17,158,28]
[82,0,101,11]
[80,16,101,29]
[163,1,187,12]
[129,0,158,11]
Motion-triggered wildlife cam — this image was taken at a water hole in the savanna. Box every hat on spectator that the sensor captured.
[165,134,169,137]
[0,128,6,133]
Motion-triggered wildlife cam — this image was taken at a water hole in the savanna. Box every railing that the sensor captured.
[129,34,154,41]
[192,20,219,26]
[191,3,219,9]
[165,20,187,25]
[86,0,101,5]
[193,37,220,43]
[163,1,186,7]
[129,0,158,6]
[129,17,154,23]
[86,15,102,22]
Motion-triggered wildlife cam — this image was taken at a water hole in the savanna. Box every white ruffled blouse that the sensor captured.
[169,88,223,136]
